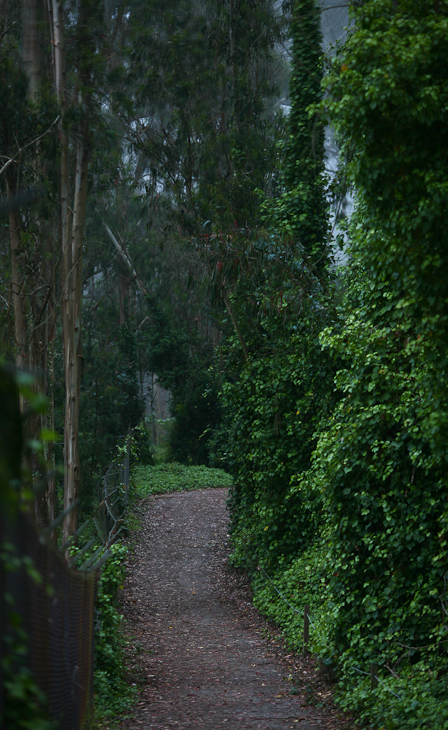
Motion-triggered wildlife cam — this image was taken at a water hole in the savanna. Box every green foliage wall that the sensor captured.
[223,1,448,727]
[210,233,337,576]
[318,0,448,650]
[297,4,448,723]
[223,267,336,569]
[241,1,448,727]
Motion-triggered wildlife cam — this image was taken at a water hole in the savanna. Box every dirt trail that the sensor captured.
[119,488,353,730]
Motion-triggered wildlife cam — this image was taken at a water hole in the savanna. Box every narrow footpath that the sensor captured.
[119,488,354,730]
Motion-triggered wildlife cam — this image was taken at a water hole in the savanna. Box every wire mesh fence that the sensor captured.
[1,420,142,729]
[0,509,96,730]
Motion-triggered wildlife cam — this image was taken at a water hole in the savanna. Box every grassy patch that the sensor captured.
[134,463,233,496]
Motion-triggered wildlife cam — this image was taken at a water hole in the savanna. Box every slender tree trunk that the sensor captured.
[222,289,249,363]
[7,180,28,369]
[229,0,235,110]
[51,0,94,543]
[44,328,56,531]
[22,0,59,529]
[22,0,41,98]
[119,273,129,326]
[61,132,89,542]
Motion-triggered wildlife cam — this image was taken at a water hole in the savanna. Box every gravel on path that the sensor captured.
[118,488,355,730]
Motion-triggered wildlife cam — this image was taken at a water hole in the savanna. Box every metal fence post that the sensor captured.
[304,604,310,649]
[124,437,130,509]
[371,662,378,690]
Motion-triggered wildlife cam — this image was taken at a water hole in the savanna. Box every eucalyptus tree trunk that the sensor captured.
[22,0,58,529]
[60,134,89,544]
[51,0,93,543]
[4,0,40,370]
[5,0,47,523]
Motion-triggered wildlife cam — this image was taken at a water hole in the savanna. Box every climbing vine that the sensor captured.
[221,0,334,577]
[262,0,329,271]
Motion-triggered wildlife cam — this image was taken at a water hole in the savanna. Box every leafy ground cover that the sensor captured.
[133,462,233,496]
[94,542,136,725]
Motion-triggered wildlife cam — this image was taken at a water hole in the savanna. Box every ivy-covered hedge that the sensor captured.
[318,0,448,677]
[225,317,336,571]
[222,0,448,728]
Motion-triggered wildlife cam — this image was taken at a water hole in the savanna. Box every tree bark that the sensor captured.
[61,133,89,543]
[22,0,41,99]
[51,0,94,544]
[21,0,58,529]
[222,289,249,363]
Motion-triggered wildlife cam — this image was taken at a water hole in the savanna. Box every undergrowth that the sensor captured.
[237,534,448,730]
[134,462,233,496]
[93,542,137,726]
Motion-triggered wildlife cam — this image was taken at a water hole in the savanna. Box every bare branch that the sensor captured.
[0,116,60,177]
[103,220,148,296]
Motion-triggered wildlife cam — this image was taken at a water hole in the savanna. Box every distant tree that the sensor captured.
[120,0,288,232]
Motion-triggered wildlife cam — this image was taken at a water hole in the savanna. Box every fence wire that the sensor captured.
[97,438,130,545]
[261,565,403,702]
